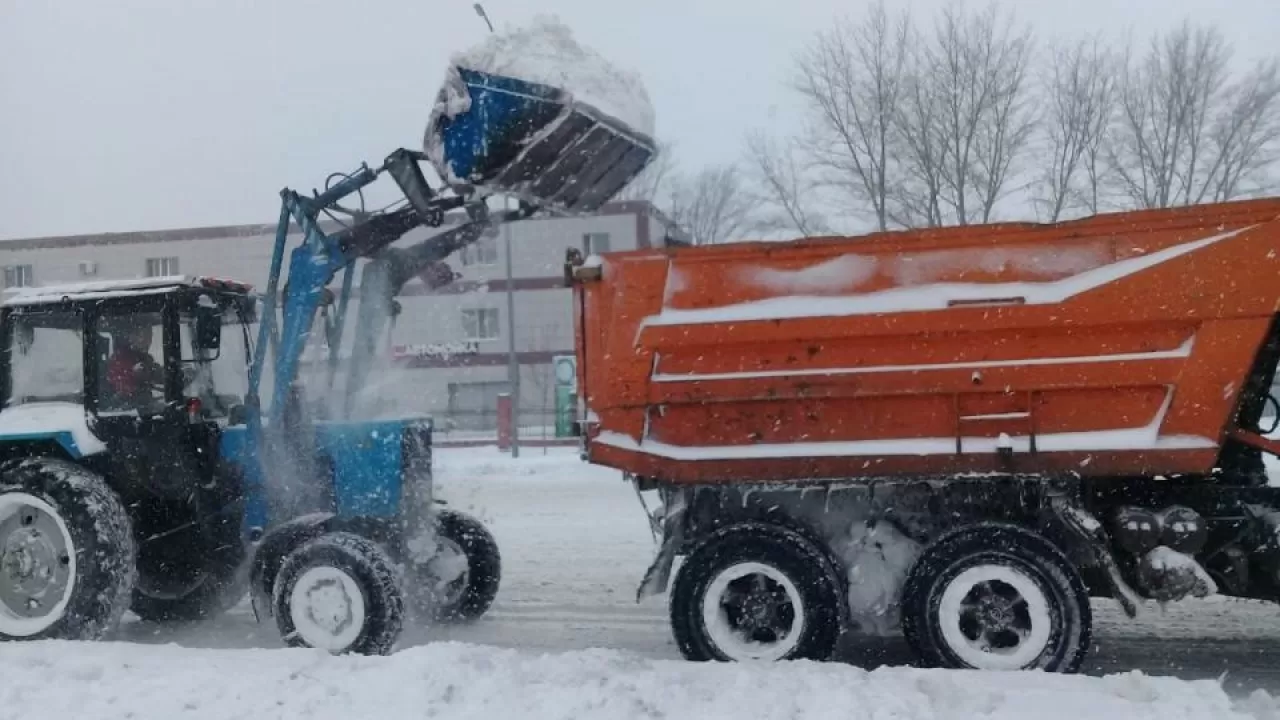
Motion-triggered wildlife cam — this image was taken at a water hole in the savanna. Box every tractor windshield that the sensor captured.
[5,309,84,407]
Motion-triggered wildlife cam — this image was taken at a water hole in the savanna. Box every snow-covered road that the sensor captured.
[11,447,1280,719]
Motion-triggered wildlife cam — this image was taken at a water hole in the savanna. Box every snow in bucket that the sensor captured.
[442,14,655,138]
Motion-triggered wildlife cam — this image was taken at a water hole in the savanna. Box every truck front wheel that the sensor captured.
[900,523,1091,673]
[669,521,842,663]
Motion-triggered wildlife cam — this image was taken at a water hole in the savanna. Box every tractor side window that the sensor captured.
[95,312,166,413]
[5,311,84,406]
[179,310,250,418]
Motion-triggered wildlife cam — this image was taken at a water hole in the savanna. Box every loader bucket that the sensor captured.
[425,67,656,214]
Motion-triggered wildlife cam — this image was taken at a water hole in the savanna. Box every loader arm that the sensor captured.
[236,66,656,528]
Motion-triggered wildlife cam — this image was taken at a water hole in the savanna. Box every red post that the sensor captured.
[496,393,513,450]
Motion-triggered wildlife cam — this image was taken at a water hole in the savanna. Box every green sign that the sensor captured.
[553,355,577,437]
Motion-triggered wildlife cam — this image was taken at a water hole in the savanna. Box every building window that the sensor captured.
[459,235,498,266]
[3,265,33,288]
[145,257,180,277]
[461,308,500,341]
[583,232,611,254]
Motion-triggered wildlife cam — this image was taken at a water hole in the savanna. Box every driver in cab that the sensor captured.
[106,322,164,407]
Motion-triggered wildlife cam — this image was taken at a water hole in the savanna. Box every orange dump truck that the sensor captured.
[566,197,1280,674]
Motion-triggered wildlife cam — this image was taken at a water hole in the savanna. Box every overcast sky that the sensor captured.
[2,0,1276,240]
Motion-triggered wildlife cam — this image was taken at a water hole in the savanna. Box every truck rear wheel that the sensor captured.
[0,457,136,641]
[670,521,842,662]
[900,523,1091,673]
[273,532,404,655]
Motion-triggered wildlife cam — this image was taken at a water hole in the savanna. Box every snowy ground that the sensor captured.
[10,447,1280,719]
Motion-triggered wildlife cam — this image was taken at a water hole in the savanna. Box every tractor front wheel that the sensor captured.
[416,508,501,623]
[273,532,404,655]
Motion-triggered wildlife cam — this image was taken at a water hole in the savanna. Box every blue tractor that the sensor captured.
[0,68,655,654]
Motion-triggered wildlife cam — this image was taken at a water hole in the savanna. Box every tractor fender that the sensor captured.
[247,512,400,620]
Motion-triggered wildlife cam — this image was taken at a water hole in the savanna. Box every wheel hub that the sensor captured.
[0,505,71,619]
[424,538,469,606]
[721,573,795,642]
[975,596,1015,630]
[301,577,356,637]
[955,578,1035,654]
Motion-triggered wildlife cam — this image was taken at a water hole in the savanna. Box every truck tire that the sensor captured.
[273,532,404,655]
[420,508,501,623]
[900,523,1091,673]
[669,521,842,662]
[0,457,136,641]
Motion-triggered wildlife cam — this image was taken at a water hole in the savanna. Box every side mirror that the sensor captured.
[195,305,222,351]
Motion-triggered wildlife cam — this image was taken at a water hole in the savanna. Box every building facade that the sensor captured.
[0,201,684,435]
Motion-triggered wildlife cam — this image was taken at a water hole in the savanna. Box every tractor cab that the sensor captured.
[2,275,257,431]
[0,275,258,622]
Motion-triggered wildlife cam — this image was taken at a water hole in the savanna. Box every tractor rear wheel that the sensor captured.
[0,457,136,641]
[273,532,404,655]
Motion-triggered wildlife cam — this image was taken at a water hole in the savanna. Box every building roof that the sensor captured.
[1,275,250,307]
[0,201,676,252]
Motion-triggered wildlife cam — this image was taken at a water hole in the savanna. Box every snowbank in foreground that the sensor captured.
[445,14,655,137]
[4,641,1276,720]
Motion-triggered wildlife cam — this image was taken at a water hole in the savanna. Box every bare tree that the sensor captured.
[1198,59,1280,202]
[1105,21,1280,209]
[743,130,831,238]
[665,163,758,245]
[887,56,948,228]
[1034,36,1119,220]
[790,1,911,231]
[912,4,1037,225]
[614,140,677,204]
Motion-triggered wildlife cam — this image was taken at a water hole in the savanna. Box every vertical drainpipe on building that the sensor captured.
[504,195,520,458]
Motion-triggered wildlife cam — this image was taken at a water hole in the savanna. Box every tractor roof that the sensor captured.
[1,275,255,308]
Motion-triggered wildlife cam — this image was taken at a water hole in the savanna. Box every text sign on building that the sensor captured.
[392,341,481,359]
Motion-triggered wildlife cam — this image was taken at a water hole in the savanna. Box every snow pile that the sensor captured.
[441,14,655,138]
[4,640,1276,720]
[831,519,922,636]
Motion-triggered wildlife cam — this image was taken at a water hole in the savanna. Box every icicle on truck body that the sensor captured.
[567,197,1280,672]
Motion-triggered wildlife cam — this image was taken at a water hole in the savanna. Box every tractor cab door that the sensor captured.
[87,297,224,600]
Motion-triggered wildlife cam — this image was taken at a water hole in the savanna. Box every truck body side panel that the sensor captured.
[573,198,1280,484]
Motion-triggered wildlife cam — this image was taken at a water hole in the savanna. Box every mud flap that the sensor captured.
[1047,493,1141,618]
[426,68,657,215]
[637,490,687,602]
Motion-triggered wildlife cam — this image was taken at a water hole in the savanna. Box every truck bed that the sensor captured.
[569,198,1280,485]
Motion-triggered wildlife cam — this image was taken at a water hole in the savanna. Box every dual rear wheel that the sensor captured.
[668,520,1091,673]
